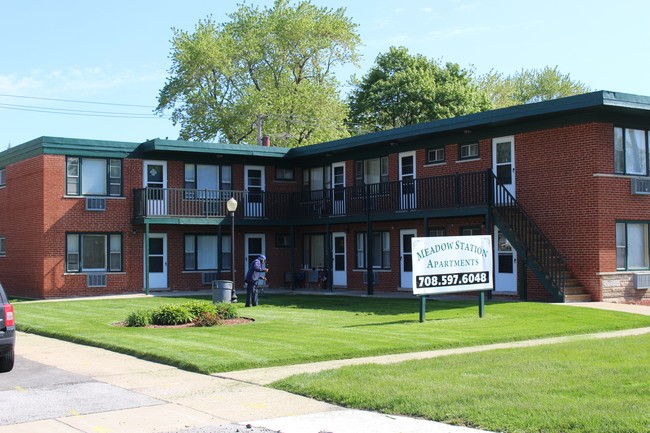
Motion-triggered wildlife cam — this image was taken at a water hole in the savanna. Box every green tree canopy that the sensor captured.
[347,46,492,133]
[156,0,361,147]
[479,66,591,109]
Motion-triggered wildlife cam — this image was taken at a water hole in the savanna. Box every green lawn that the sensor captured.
[272,333,650,433]
[12,294,650,375]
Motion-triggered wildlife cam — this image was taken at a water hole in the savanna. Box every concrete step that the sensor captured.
[565,293,592,303]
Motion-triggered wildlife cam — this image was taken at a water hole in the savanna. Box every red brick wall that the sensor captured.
[0,156,46,298]
[513,122,642,302]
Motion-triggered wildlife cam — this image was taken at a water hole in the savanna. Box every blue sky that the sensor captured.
[2,0,649,150]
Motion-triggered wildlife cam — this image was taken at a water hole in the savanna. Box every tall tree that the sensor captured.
[347,46,492,133]
[479,66,591,109]
[156,0,360,147]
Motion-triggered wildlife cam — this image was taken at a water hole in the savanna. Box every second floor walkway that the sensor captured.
[133,171,489,224]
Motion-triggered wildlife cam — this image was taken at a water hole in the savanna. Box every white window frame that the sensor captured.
[427,147,445,164]
[355,231,390,269]
[460,142,479,160]
[616,222,650,270]
[614,127,649,175]
[184,234,231,271]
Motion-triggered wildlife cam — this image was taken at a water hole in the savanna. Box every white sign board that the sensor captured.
[411,235,493,295]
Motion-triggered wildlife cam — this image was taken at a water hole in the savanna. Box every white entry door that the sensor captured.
[400,229,417,289]
[146,233,168,290]
[332,162,345,215]
[244,166,265,217]
[332,232,346,286]
[399,152,416,210]
[143,161,167,215]
[494,227,517,293]
[492,136,515,200]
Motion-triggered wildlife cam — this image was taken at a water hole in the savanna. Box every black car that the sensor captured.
[0,282,15,372]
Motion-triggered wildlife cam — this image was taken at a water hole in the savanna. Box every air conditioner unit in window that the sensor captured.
[86,197,106,211]
[634,273,650,289]
[87,273,107,288]
[631,177,650,195]
[201,272,219,285]
[362,270,379,285]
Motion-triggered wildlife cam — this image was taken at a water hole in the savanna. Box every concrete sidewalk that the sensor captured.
[4,301,649,433]
[7,332,491,433]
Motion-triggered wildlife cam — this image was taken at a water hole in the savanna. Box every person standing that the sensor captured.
[245,255,269,307]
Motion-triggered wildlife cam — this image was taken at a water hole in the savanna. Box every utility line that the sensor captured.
[0,103,168,119]
[0,93,156,108]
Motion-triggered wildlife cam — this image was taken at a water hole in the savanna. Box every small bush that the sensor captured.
[182,300,219,317]
[193,311,222,327]
[125,309,153,327]
[214,302,239,320]
[151,304,194,325]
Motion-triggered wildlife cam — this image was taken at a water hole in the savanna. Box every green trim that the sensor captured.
[139,138,289,158]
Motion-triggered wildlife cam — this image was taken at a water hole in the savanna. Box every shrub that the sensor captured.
[193,311,221,327]
[214,302,239,320]
[125,309,153,327]
[182,300,219,317]
[151,304,194,325]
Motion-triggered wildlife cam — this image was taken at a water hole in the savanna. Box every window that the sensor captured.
[276,168,294,181]
[66,157,123,196]
[0,235,5,256]
[303,234,325,269]
[184,234,231,271]
[462,227,482,236]
[0,168,5,186]
[66,233,122,272]
[355,231,390,269]
[616,222,650,270]
[427,147,445,164]
[459,143,479,160]
[354,157,389,197]
[614,127,649,175]
[355,157,388,186]
[276,233,292,248]
[184,164,232,194]
[429,228,446,237]
[303,166,330,201]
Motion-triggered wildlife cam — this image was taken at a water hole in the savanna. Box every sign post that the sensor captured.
[412,235,493,321]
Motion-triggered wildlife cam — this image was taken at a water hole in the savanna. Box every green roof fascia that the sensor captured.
[0,136,140,167]
[285,90,650,159]
[138,138,290,159]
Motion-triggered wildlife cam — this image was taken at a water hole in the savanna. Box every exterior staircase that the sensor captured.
[564,274,592,302]
[488,171,591,303]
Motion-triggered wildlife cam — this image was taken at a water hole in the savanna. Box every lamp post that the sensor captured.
[227,197,238,302]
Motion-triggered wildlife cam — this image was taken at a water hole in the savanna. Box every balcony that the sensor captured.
[133,171,488,221]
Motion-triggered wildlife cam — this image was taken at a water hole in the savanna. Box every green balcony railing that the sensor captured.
[133,171,488,220]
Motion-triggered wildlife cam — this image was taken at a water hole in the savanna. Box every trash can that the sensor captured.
[212,280,233,303]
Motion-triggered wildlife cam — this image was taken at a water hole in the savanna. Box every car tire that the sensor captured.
[0,349,14,372]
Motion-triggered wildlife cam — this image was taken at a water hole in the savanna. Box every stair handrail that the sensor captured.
[487,169,566,302]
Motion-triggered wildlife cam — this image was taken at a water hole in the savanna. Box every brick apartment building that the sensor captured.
[0,90,649,304]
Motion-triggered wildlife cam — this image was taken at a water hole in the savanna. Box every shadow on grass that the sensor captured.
[249,293,488,316]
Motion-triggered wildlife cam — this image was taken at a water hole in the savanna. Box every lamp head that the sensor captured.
[227,196,238,212]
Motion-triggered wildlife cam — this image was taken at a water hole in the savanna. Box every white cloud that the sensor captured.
[0,74,43,94]
[1,65,166,99]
